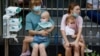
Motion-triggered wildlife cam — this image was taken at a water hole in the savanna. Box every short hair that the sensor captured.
[29,0,42,9]
[41,11,50,18]
[65,15,75,25]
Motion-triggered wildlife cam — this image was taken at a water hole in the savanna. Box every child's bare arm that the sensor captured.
[45,25,55,33]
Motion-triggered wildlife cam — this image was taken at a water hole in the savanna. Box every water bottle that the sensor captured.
[88,31,93,38]
[96,31,100,38]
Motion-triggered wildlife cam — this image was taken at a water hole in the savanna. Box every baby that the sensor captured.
[35,11,53,31]
[34,11,53,43]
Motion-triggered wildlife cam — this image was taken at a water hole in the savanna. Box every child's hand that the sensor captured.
[65,42,70,47]
[72,35,77,38]
[39,30,48,36]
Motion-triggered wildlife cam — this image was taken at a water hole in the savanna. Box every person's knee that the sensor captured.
[39,44,46,50]
[74,44,79,50]
[23,36,28,43]
[65,47,71,51]
[81,44,85,50]
[33,44,39,51]
[74,44,80,53]
[79,43,85,49]
[82,44,85,48]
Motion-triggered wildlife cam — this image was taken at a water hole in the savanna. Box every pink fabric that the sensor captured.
[60,14,83,33]
[20,50,31,56]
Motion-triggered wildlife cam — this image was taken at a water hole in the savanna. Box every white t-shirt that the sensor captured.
[87,0,100,9]
[65,26,75,35]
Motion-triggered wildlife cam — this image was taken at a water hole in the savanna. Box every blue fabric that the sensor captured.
[25,12,40,30]
[25,10,54,47]
[33,35,48,44]
[30,37,50,47]
[87,10,100,24]
[25,11,55,31]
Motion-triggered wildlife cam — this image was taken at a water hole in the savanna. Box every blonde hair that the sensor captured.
[29,0,42,9]
[41,11,50,18]
[65,15,75,25]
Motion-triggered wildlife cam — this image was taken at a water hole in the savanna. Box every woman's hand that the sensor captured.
[72,35,77,38]
[65,42,70,47]
[70,40,78,46]
[74,40,78,45]
[39,30,49,36]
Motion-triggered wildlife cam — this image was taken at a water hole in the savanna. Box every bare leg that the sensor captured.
[31,44,39,56]
[22,36,33,53]
[63,44,72,56]
[39,44,47,56]
[74,44,79,56]
[79,42,85,56]
[79,36,85,56]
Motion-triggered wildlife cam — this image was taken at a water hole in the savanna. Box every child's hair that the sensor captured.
[41,11,50,18]
[65,15,75,25]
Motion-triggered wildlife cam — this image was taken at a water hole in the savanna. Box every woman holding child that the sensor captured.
[60,2,85,56]
[20,0,54,56]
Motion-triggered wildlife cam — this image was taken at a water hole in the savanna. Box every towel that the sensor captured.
[38,22,53,28]
[5,6,21,16]
[9,17,22,25]
[10,24,22,32]
[35,22,53,31]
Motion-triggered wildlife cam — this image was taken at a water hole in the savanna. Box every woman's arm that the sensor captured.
[75,16,83,42]
[61,30,69,43]
[29,29,49,36]
[28,30,42,36]
[76,27,82,42]
[60,15,69,43]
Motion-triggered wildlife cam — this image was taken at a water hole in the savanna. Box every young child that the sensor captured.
[64,15,84,44]
[63,15,85,56]
[64,15,76,43]
[33,11,53,43]
[20,11,53,56]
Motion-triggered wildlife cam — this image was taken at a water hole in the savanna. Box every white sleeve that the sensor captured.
[87,0,93,4]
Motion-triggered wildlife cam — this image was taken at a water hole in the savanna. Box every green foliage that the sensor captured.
[91,51,96,56]
[86,51,100,56]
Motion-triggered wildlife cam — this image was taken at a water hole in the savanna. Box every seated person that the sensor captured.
[87,0,100,24]
[33,11,53,43]
[62,15,85,56]
[20,11,54,56]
